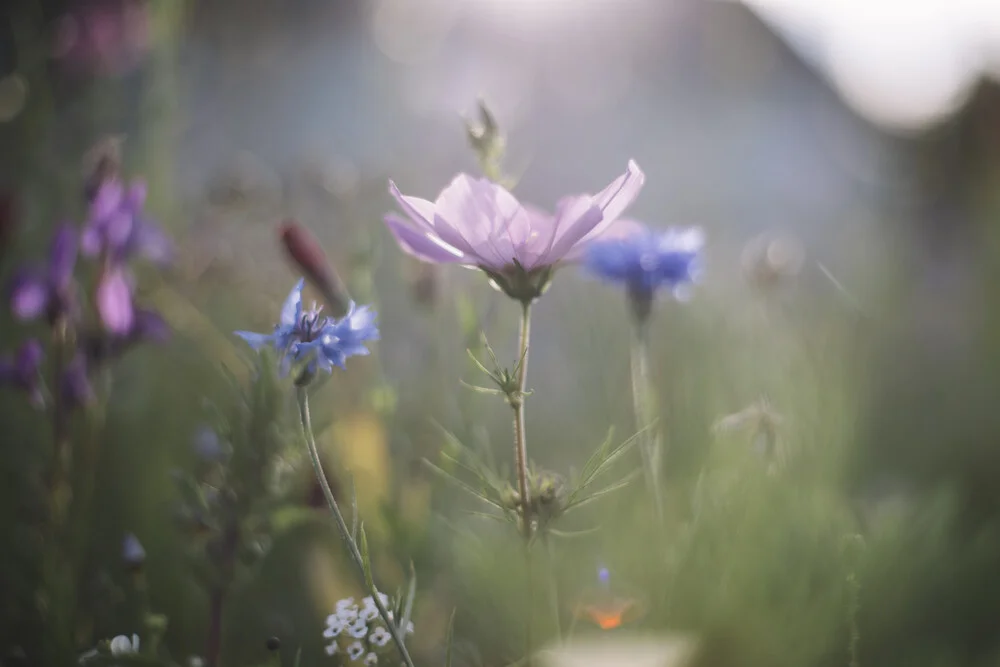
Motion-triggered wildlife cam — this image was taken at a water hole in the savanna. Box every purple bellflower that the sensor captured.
[385,161,644,301]
[9,224,79,323]
[234,279,379,378]
[584,223,703,319]
[0,339,45,407]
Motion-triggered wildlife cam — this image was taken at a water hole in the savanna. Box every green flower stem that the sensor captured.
[544,535,562,642]
[847,570,861,667]
[296,388,416,667]
[629,317,664,521]
[513,301,533,540]
[42,317,76,666]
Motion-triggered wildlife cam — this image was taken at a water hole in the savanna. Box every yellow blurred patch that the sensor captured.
[322,412,390,533]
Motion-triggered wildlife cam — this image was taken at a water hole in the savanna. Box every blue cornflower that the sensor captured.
[584,223,704,302]
[234,278,378,377]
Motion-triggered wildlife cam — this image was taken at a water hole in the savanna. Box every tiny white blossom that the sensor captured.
[405,621,415,635]
[109,634,140,655]
[369,626,391,647]
[361,592,390,609]
[188,658,206,667]
[364,653,378,666]
[347,618,368,639]
[338,606,359,623]
[358,605,379,622]
[347,641,365,661]
[325,642,339,656]
[78,648,99,664]
[323,619,344,639]
[336,597,356,612]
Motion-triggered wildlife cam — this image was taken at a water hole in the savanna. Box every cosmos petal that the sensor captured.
[385,214,466,264]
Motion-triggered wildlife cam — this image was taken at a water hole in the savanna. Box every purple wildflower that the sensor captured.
[9,224,78,323]
[0,339,45,407]
[81,178,172,265]
[96,266,134,335]
[384,161,644,299]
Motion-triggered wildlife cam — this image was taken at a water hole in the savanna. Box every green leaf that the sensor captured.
[401,561,417,636]
[349,475,359,542]
[358,522,375,592]
[423,459,504,510]
[576,427,616,484]
[565,469,642,512]
[444,608,457,667]
[466,348,499,382]
[548,525,603,539]
[459,380,505,396]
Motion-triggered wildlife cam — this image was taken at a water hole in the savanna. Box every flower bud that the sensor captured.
[278,220,350,317]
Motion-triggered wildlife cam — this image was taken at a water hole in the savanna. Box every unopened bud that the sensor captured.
[278,220,350,317]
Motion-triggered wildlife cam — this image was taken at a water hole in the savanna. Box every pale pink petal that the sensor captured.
[594,160,645,222]
[434,175,521,270]
[385,214,466,264]
[388,181,436,232]
[541,195,603,263]
[575,161,646,248]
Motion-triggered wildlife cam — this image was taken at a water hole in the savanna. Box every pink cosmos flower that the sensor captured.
[384,161,645,276]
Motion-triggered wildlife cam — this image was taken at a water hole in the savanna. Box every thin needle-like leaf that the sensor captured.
[401,561,417,635]
[358,523,375,592]
[565,470,642,512]
[423,459,505,509]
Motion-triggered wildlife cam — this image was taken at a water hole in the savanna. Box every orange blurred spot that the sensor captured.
[579,598,638,631]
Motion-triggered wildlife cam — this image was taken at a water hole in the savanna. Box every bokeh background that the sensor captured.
[3,0,1000,666]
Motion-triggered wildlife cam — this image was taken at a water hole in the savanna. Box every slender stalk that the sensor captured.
[629,316,664,521]
[42,318,76,666]
[544,535,561,642]
[205,588,226,667]
[512,301,535,665]
[297,388,416,667]
[846,570,861,667]
[513,301,532,539]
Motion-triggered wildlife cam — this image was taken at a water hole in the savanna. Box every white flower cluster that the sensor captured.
[323,594,415,663]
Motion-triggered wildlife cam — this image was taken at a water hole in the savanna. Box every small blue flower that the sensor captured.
[302,302,379,372]
[584,224,704,300]
[234,279,378,376]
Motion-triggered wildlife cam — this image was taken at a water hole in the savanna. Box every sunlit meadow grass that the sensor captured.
[3,72,1000,667]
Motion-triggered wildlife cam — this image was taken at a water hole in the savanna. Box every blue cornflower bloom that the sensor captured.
[235,278,378,377]
[584,223,704,303]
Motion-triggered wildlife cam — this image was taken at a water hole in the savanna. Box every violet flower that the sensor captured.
[385,161,644,301]
[9,224,78,323]
[82,178,172,265]
[96,265,134,335]
[0,339,45,407]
